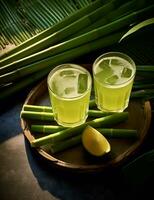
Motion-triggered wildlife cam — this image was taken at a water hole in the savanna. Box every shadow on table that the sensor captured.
[0,102,23,143]
[24,138,131,200]
[0,90,31,143]
[23,137,153,200]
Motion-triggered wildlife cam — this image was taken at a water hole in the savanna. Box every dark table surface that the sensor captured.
[0,92,154,200]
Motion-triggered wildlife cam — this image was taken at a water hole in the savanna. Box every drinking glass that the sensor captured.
[93,52,136,112]
[47,64,92,127]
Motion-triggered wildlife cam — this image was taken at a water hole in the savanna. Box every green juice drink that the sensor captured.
[47,64,92,127]
[93,52,136,112]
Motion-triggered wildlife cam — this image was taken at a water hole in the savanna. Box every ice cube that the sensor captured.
[51,80,64,96]
[105,75,119,84]
[60,70,75,77]
[98,59,112,72]
[109,58,124,67]
[121,67,132,78]
[109,58,125,75]
[77,73,88,93]
[99,59,110,69]
[64,87,75,95]
[96,64,113,83]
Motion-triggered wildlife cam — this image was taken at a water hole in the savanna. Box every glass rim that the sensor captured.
[92,51,136,87]
[47,63,92,99]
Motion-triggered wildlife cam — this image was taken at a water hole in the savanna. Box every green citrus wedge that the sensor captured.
[82,126,111,156]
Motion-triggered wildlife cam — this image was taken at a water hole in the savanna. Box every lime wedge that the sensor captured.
[82,126,111,156]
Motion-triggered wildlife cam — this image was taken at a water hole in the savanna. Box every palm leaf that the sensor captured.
[120,17,154,41]
[0,0,94,49]
[112,18,154,65]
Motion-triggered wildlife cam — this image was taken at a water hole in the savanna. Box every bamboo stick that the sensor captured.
[131,89,154,99]
[21,106,113,121]
[21,110,54,121]
[50,127,138,153]
[31,112,128,147]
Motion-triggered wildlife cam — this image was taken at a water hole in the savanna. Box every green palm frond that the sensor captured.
[0,0,154,102]
[0,0,94,49]
[120,17,154,41]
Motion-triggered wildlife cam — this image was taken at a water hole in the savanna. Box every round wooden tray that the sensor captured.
[21,79,151,173]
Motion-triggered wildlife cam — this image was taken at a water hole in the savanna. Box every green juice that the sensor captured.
[48,64,91,127]
[93,53,136,112]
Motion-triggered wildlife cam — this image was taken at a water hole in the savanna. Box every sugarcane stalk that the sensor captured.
[97,128,138,138]
[88,110,114,117]
[50,134,81,154]
[22,105,113,120]
[31,122,137,137]
[21,110,54,121]
[23,104,112,117]
[89,99,97,108]
[23,104,53,112]
[88,112,129,128]
[134,77,154,87]
[133,83,154,90]
[136,65,154,72]
[136,72,154,78]
[31,112,128,147]
[50,128,138,153]
[31,124,65,133]
[131,89,154,99]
